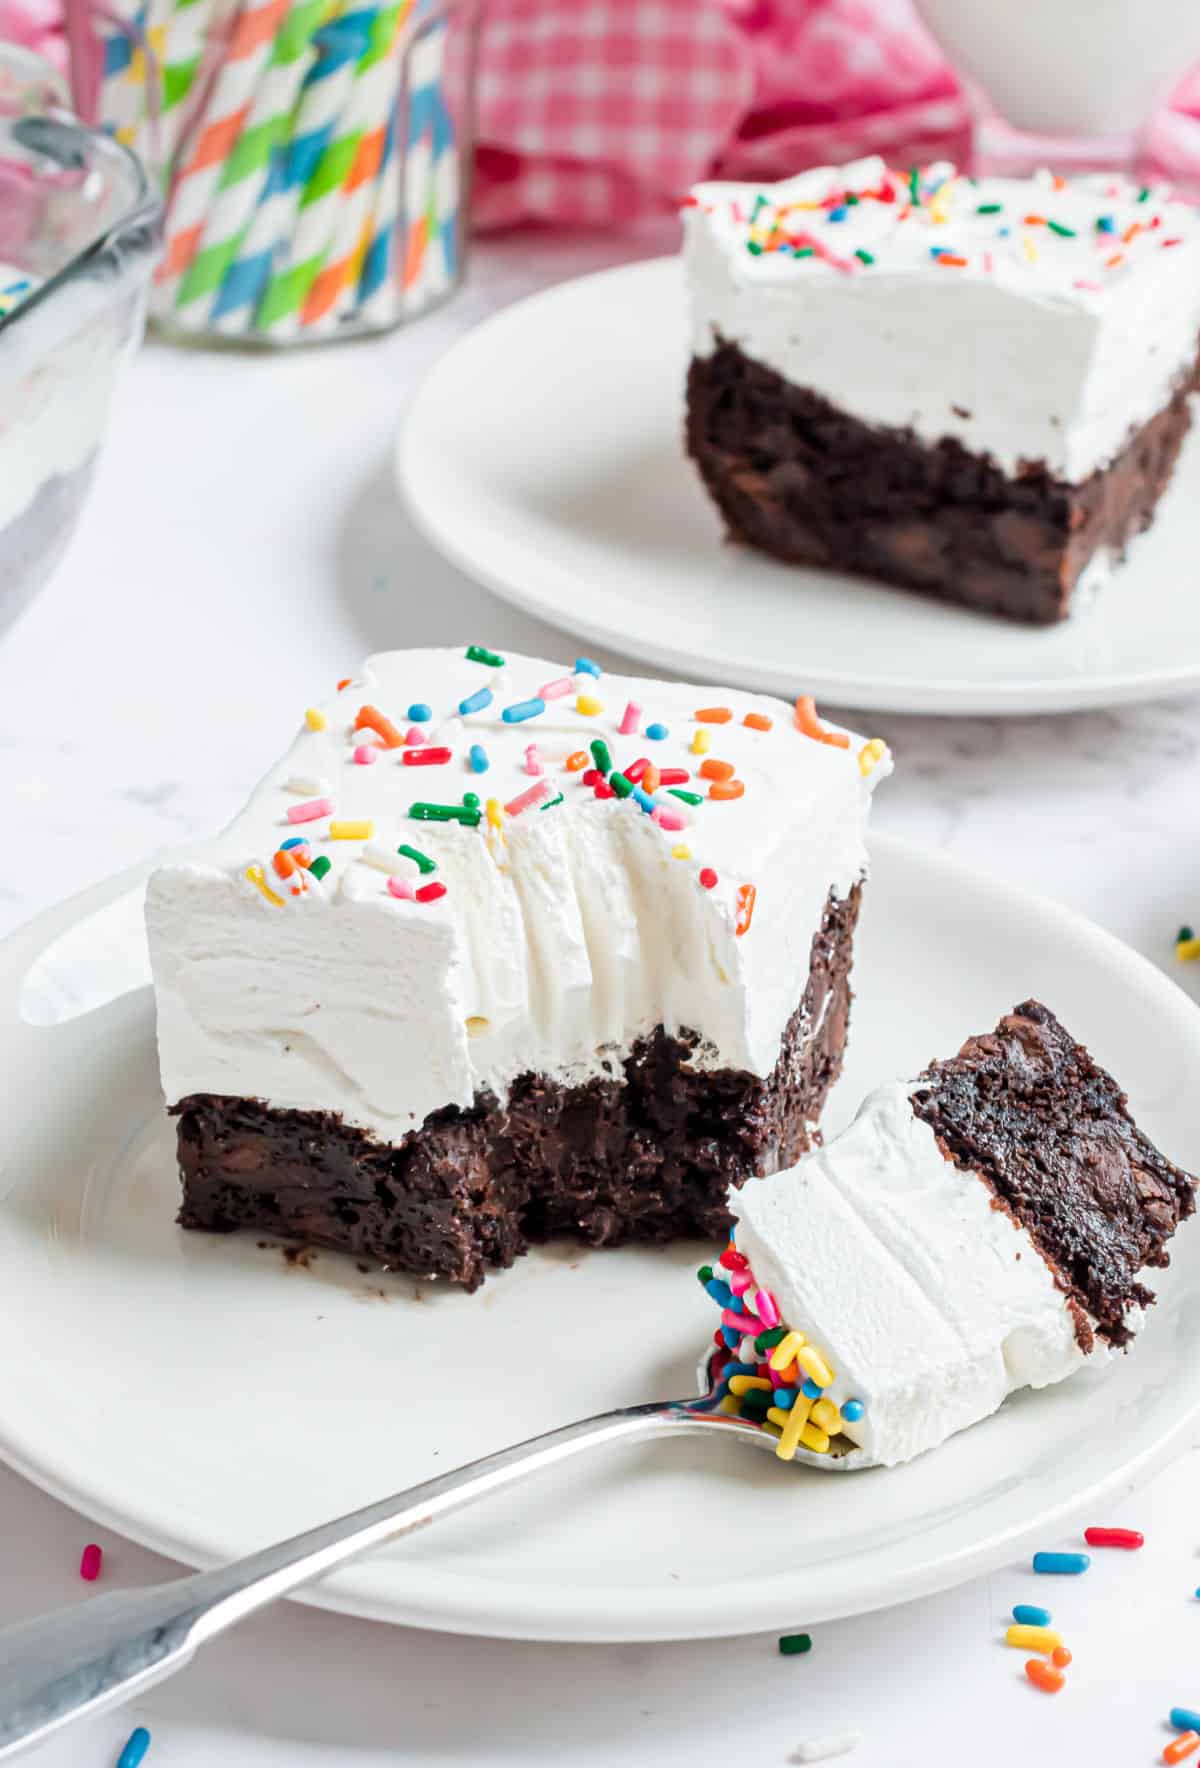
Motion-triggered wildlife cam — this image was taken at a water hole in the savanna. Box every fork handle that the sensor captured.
[0,1395,749,1760]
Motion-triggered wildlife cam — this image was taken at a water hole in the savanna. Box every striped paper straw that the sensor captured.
[206,8,367,334]
[132,0,220,178]
[178,0,330,325]
[154,0,293,314]
[299,1,409,336]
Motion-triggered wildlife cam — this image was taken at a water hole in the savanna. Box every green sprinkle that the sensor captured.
[845,191,859,205]
[1047,219,1076,237]
[609,772,635,799]
[463,793,481,810]
[746,240,763,256]
[668,788,703,806]
[1137,186,1152,203]
[465,645,504,667]
[697,1264,714,1286]
[755,1326,788,1352]
[793,247,815,258]
[779,1633,812,1656]
[590,738,612,775]
[409,803,481,827]
[539,792,564,810]
[750,194,767,221]
[1179,925,1195,944]
[740,1388,772,1417]
[908,165,921,203]
[396,842,436,875]
[309,855,331,881]
[975,201,1003,215]
[854,248,874,265]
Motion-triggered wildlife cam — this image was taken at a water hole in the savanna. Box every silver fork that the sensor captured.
[0,1372,849,1760]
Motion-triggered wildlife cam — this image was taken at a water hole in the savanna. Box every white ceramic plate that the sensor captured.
[3,838,1200,1642]
[399,257,1200,717]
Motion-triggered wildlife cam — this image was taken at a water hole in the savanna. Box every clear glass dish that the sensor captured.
[0,46,161,632]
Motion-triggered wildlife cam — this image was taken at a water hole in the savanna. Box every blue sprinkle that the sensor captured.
[772,1388,796,1409]
[723,1361,757,1380]
[280,836,308,851]
[721,1326,741,1348]
[1013,1604,1052,1628]
[117,1729,151,1768]
[575,657,601,678]
[631,786,656,814]
[459,687,493,716]
[728,1293,745,1314]
[929,245,946,257]
[1032,1551,1090,1575]
[801,1378,822,1400]
[827,204,848,222]
[468,744,489,774]
[502,698,545,723]
[407,702,432,722]
[841,1398,864,1422]
[1097,215,1116,233]
[645,722,668,741]
[1171,1709,1200,1733]
[997,225,1011,236]
[704,1278,732,1307]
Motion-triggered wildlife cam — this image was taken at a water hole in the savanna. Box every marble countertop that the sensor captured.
[4,229,1200,1767]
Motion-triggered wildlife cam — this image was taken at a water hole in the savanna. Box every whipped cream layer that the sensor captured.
[147,648,888,1145]
[732,1081,1127,1469]
[685,158,1200,482]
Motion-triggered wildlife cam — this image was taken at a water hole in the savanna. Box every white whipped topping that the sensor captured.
[732,1080,1129,1469]
[147,647,888,1144]
[685,158,1200,482]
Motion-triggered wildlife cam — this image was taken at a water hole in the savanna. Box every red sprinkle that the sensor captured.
[336,677,352,691]
[1084,1527,1143,1549]
[699,867,718,889]
[581,768,602,786]
[719,1247,749,1271]
[623,758,649,783]
[79,1543,102,1581]
[415,881,447,904]
[594,782,615,799]
[402,746,452,767]
[658,768,690,786]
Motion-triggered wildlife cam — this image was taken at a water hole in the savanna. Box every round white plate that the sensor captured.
[3,838,1200,1642]
[399,257,1200,716]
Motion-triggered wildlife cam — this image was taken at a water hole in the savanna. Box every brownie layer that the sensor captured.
[173,885,862,1290]
[686,340,1198,624]
[911,999,1196,1347]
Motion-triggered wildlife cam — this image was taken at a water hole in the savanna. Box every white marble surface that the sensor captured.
[4,229,1200,1766]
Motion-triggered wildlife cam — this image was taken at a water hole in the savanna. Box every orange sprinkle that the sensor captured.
[1023,213,1046,225]
[700,758,735,782]
[935,254,968,268]
[565,750,589,772]
[709,779,745,801]
[794,696,850,749]
[1051,1647,1072,1668]
[642,763,660,794]
[1123,222,1142,244]
[1025,1659,1064,1694]
[1106,252,1126,268]
[1165,1736,1200,1765]
[336,678,352,691]
[293,847,312,869]
[272,850,297,880]
[1052,174,1067,190]
[355,704,404,749]
[743,712,773,731]
[695,706,732,724]
[735,882,756,937]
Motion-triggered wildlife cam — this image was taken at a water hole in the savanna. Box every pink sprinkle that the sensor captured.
[1074,278,1102,290]
[1162,236,1183,248]
[387,876,415,900]
[287,796,332,824]
[525,744,543,776]
[505,779,551,817]
[538,676,574,700]
[405,725,426,746]
[729,1270,752,1296]
[722,1306,762,1333]
[652,807,688,832]
[79,1543,102,1581]
[353,745,378,765]
[755,1291,781,1329]
[983,250,994,274]
[619,700,642,736]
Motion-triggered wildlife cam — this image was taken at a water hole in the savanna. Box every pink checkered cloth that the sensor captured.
[474,0,1200,231]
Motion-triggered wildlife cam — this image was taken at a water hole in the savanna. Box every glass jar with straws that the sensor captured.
[64,0,479,343]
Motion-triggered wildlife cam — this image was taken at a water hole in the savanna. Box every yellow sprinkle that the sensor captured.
[859,738,887,778]
[486,797,505,830]
[305,707,326,731]
[1005,1625,1063,1653]
[799,1423,831,1454]
[811,1397,842,1433]
[671,844,692,860]
[1023,233,1038,263]
[728,1375,773,1396]
[1177,937,1200,961]
[775,1395,813,1461]
[329,820,373,840]
[718,1394,742,1416]
[575,694,604,716]
[245,864,284,907]
[797,1344,835,1388]
[691,729,711,755]
[768,1329,807,1373]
